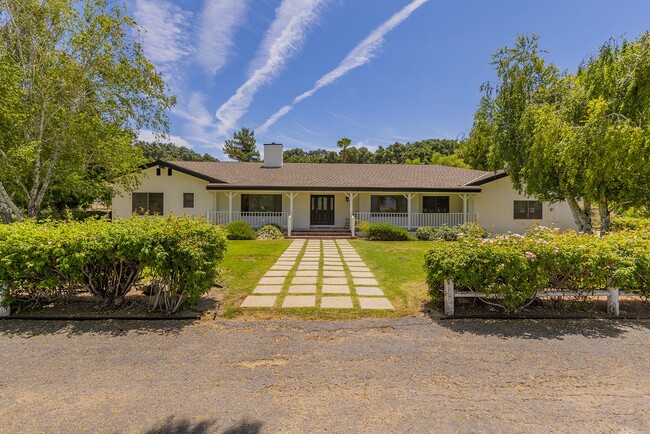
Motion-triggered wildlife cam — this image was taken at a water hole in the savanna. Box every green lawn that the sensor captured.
[217,239,437,319]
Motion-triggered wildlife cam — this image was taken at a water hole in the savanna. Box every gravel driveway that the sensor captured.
[1,317,649,433]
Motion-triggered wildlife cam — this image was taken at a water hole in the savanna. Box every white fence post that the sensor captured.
[287,215,292,238]
[607,287,620,317]
[350,214,356,238]
[443,280,454,316]
[0,286,9,317]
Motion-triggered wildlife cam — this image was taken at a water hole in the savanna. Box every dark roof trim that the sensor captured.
[145,160,219,183]
[206,185,482,193]
[465,171,509,186]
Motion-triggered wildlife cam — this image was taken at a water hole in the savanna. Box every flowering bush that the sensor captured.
[424,226,650,312]
[256,224,283,240]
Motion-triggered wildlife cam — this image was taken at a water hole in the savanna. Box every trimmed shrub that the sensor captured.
[356,220,371,234]
[225,220,256,240]
[611,217,650,232]
[417,223,487,241]
[256,224,283,240]
[0,216,228,314]
[424,228,650,312]
[367,223,414,241]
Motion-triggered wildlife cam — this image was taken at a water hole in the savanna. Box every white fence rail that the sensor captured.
[206,211,289,228]
[443,280,625,317]
[353,212,478,228]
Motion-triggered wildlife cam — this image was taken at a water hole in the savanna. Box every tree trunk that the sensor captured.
[599,198,611,234]
[565,195,593,234]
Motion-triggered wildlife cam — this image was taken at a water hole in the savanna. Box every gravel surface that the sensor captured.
[1,317,650,433]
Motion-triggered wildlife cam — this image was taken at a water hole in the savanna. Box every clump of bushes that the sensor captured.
[356,220,371,234]
[416,223,487,241]
[424,226,650,312]
[0,216,228,314]
[225,220,256,240]
[366,223,414,241]
[256,224,283,240]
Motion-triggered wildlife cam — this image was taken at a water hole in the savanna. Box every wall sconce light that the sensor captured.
[345,196,349,202]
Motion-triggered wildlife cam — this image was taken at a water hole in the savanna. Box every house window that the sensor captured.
[514,200,543,219]
[132,193,164,215]
[183,193,194,208]
[371,195,407,213]
[423,196,450,213]
[241,194,282,212]
[156,167,161,176]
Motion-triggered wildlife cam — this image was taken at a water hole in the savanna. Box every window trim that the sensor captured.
[422,196,450,213]
[132,192,164,215]
[370,195,407,213]
[513,200,543,220]
[183,192,194,208]
[241,194,283,212]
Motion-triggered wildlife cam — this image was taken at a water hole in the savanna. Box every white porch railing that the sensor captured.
[353,212,478,228]
[206,211,289,228]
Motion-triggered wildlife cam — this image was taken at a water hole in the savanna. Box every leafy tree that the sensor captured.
[464,33,650,233]
[223,127,259,162]
[135,141,218,163]
[0,0,174,221]
[337,137,351,163]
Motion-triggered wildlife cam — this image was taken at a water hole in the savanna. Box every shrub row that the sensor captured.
[0,216,228,314]
[225,221,284,240]
[366,223,414,241]
[424,226,650,312]
[416,223,487,241]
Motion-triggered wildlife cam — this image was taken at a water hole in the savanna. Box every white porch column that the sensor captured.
[284,192,299,236]
[404,193,417,230]
[346,193,358,237]
[459,193,469,224]
[224,192,238,223]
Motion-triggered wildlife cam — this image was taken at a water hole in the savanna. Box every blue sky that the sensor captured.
[129,0,650,160]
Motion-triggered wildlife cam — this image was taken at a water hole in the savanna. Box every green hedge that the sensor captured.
[226,220,256,240]
[416,223,487,241]
[366,223,414,241]
[424,226,650,312]
[0,216,228,314]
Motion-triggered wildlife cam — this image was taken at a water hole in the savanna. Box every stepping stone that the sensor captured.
[265,270,290,277]
[295,270,318,277]
[324,261,343,265]
[322,285,350,294]
[241,296,276,307]
[297,265,319,270]
[283,295,316,308]
[321,296,353,309]
[288,285,317,294]
[346,261,365,267]
[343,256,362,261]
[253,285,283,294]
[351,272,374,278]
[271,265,293,271]
[292,276,317,284]
[355,287,384,296]
[323,277,347,285]
[359,297,393,310]
[353,278,379,286]
[259,277,286,285]
[323,270,346,277]
[275,261,296,267]
[323,266,344,271]
[348,266,370,272]
[302,258,320,262]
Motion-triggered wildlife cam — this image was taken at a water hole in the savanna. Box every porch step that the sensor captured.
[289,229,353,239]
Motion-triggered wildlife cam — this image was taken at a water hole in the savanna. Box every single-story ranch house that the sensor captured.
[112,143,575,235]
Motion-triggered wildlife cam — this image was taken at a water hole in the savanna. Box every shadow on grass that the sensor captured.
[142,416,263,434]
[435,317,650,340]
[0,318,196,338]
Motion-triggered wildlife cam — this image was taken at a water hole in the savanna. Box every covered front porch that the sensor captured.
[205,190,479,236]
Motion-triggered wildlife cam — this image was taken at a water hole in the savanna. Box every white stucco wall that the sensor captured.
[472,177,575,234]
[112,167,213,219]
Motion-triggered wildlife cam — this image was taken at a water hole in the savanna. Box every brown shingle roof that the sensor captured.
[161,161,497,192]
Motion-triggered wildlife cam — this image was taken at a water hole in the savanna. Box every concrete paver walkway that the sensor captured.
[241,239,393,310]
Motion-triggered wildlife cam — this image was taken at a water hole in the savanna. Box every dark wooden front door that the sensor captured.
[310,195,335,225]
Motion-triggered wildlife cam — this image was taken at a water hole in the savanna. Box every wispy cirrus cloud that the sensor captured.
[197,0,248,76]
[134,0,192,82]
[257,0,429,133]
[215,0,327,136]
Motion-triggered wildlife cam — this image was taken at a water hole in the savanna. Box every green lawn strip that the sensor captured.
[336,241,361,310]
[218,239,292,317]
[350,240,439,315]
[275,240,307,308]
